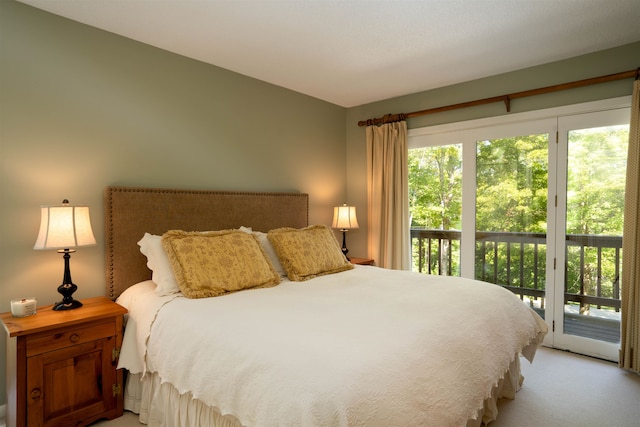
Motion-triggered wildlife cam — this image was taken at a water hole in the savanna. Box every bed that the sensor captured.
[105,186,548,427]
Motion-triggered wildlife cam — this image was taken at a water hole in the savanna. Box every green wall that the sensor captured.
[0,0,346,406]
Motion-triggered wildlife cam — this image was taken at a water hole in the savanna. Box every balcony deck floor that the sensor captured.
[533,307,621,343]
[563,312,621,343]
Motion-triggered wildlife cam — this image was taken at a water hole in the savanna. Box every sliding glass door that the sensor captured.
[409,98,631,361]
[553,109,629,360]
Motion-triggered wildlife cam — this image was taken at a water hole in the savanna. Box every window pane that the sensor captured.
[475,134,549,318]
[409,144,462,275]
[563,125,627,343]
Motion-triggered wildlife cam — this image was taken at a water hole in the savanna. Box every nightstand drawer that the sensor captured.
[26,321,116,357]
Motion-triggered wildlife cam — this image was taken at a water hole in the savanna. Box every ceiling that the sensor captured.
[18,0,640,108]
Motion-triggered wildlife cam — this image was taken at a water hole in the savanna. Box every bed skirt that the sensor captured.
[123,355,523,427]
[124,371,242,427]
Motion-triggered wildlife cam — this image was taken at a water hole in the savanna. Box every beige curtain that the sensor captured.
[366,121,410,270]
[620,79,640,373]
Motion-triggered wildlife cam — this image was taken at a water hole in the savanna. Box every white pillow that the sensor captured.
[137,233,180,296]
[239,226,287,277]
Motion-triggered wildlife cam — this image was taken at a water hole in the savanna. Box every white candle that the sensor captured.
[11,298,37,317]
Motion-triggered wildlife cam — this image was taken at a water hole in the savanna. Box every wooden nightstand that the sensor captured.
[350,257,375,266]
[1,296,127,427]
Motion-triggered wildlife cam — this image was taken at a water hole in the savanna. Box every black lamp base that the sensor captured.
[341,230,350,261]
[53,299,83,310]
[53,250,83,311]
[53,283,83,311]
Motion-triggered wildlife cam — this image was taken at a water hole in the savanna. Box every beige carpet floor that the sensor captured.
[4,346,638,427]
[492,346,640,426]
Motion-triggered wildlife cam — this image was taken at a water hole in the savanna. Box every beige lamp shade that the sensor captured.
[332,204,359,230]
[34,202,96,250]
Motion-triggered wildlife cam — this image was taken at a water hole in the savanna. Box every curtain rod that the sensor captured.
[357,68,640,127]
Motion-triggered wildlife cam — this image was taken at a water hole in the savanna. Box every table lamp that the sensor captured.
[34,199,96,310]
[332,204,359,260]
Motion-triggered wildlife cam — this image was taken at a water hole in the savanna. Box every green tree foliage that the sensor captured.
[565,126,628,302]
[409,145,462,230]
[476,134,548,233]
[409,125,628,313]
[566,126,627,235]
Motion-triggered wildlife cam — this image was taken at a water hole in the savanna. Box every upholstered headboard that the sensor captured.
[104,186,309,299]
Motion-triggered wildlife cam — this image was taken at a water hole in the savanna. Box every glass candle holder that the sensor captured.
[11,298,37,317]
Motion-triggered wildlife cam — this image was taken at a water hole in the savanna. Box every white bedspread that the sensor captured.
[117,266,547,426]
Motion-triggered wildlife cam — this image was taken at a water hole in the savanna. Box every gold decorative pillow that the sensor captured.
[161,229,280,298]
[267,224,353,281]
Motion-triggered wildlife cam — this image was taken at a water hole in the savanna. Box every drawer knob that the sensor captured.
[31,389,42,400]
[69,333,80,343]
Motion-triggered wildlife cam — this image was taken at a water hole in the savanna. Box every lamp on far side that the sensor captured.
[34,199,96,310]
[332,203,359,260]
